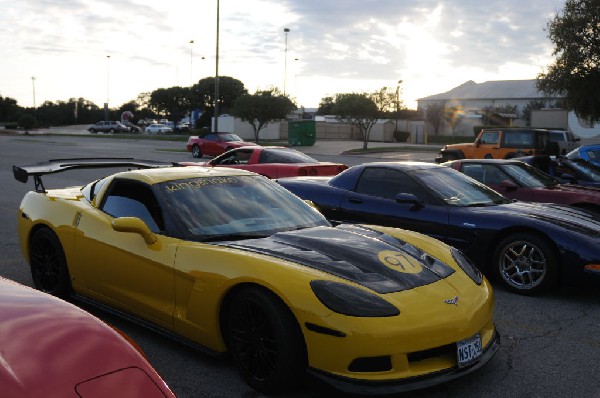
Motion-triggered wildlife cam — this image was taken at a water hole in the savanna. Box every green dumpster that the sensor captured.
[288,121,316,146]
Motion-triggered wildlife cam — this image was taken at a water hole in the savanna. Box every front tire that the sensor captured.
[29,228,71,299]
[492,233,558,295]
[192,145,202,158]
[226,287,306,394]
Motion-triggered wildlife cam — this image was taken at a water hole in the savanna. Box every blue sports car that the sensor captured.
[277,162,600,295]
[567,144,600,167]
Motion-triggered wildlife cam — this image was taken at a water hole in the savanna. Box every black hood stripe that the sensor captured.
[221,225,454,294]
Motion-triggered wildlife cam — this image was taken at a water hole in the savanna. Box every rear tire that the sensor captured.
[226,287,306,394]
[29,228,71,299]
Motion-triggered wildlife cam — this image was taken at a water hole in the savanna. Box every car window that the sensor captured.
[503,131,533,146]
[214,149,252,165]
[100,179,164,232]
[355,168,429,201]
[203,134,217,141]
[479,131,499,144]
[500,163,557,187]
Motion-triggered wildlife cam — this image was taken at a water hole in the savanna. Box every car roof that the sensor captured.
[115,165,258,184]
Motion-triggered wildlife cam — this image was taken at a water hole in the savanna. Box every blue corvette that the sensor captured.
[277,162,600,295]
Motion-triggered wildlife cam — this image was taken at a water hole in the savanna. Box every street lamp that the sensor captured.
[214,0,220,133]
[31,77,37,125]
[189,40,194,86]
[283,28,290,96]
[395,80,403,134]
[105,55,111,120]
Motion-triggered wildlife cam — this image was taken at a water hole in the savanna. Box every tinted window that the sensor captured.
[259,148,317,164]
[203,134,217,141]
[101,179,164,232]
[355,168,429,201]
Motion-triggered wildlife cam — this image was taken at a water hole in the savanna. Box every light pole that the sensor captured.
[31,77,37,125]
[214,0,220,133]
[189,40,194,85]
[395,79,403,134]
[283,28,290,96]
[105,55,111,120]
[189,40,194,128]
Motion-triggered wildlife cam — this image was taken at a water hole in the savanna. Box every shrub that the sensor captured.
[18,114,35,130]
[394,131,411,142]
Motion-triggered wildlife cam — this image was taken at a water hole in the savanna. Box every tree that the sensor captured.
[332,93,379,150]
[424,102,445,135]
[231,88,296,143]
[537,0,600,124]
[191,76,247,129]
[316,96,335,115]
[0,95,19,122]
[149,86,191,124]
[370,86,397,115]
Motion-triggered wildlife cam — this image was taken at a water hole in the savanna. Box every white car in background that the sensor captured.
[145,123,173,134]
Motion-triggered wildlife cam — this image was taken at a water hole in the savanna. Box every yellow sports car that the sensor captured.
[13,158,499,395]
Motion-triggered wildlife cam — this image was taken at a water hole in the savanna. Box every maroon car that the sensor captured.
[0,277,175,398]
[445,158,600,213]
[181,146,348,178]
[186,132,258,158]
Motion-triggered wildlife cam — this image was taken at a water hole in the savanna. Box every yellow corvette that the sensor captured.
[14,158,499,395]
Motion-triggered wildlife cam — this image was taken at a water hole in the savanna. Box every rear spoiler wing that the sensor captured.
[13,158,178,193]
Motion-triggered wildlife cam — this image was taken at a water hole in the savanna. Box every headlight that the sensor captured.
[310,280,400,317]
[452,248,483,285]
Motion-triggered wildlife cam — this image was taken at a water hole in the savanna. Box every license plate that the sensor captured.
[457,334,482,368]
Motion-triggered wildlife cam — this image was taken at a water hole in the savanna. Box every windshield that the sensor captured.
[220,133,243,142]
[560,159,600,182]
[500,163,559,188]
[155,175,329,241]
[409,167,509,207]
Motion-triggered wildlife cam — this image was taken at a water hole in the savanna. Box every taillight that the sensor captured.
[308,168,318,175]
[299,169,308,176]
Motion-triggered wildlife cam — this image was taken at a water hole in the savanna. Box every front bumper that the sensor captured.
[307,329,500,396]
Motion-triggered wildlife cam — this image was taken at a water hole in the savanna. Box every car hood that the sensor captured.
[222,224,456,294]
[474,201,600,237]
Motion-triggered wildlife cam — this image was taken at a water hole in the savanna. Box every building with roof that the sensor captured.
[417,79,563,136]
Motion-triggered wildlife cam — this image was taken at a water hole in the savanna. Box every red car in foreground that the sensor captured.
[181,146,348,178]
[186,132,258,158]
[444,158,600,214]
[0,277,175,398]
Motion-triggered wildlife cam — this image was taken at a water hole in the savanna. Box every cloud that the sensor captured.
[0,0,567,109]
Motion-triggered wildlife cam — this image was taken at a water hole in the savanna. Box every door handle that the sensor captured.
[348,197,363,204]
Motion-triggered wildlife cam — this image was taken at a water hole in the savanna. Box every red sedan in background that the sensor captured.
[181,146,348,178]
[444,158,600,214]
[186,132,258,158]
[0,277,175,398]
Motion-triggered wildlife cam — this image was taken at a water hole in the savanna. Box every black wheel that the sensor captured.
[226,287,306,394]
[484,153,493,159]
[109,128,116,134]
[192,145,202,158]
[492,233,558,295]
[29,228,71,299]
[89,128,96,134]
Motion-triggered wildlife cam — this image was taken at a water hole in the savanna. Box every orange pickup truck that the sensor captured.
[435,128,556,163]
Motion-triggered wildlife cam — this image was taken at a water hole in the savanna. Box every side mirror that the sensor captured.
[395,193,424,210]
[112,217,157,244]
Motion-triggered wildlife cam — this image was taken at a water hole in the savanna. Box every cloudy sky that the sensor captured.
[0,0,566,110]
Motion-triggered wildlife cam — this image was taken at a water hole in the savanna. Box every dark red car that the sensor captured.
[0,277,175,398]
[445,158,600,213]
[181,146,348,178]
[186,132,258,158]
